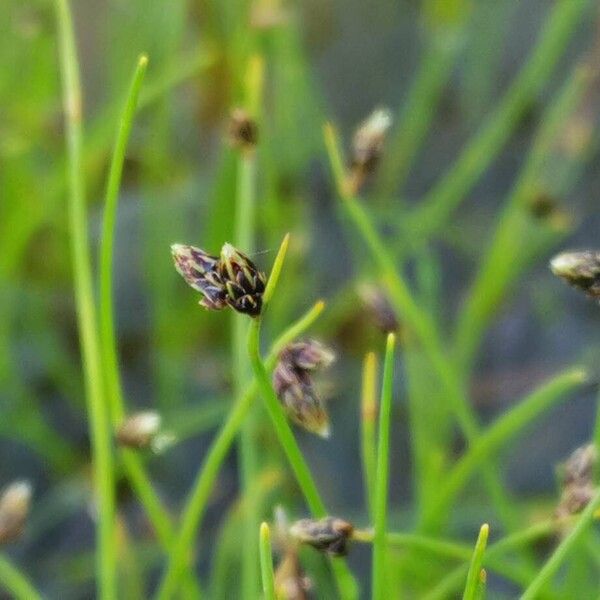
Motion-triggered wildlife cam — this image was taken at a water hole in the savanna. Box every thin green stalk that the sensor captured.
[521,490,600,600]
[462,524,489,600]
[96,52,200,595]
[0,556,41,600]
[236,54,264,600]
[409,0,590,240]
[361,352,378,520]
[324,123,515,532]
[454,65,590,370]
[153,299,326,599]
[99,53,148,425]
[372,334,396,600]
[425,519,560,600]
[247,236,358,600]
[376,35,463,197]
[236,168,259,599]
[352,528,531,587]
[422,367,587,529]
[259,523,276,600]
[54,1,116,597]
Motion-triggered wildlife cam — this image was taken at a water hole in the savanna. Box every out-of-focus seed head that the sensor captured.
[357,283,399,333]
[116,411,162,450]
[289,516,354,556]
[556,443,598,519]
[280,340,336,372]
[352,108,393,172]
[228,108,258,150]
[274,552,312,600]
[562,443,597,488]
[0,480,32,544]
[273,340,334,438]
[550,250,600,299]
[557,485,596,519]
[171,242,266,316]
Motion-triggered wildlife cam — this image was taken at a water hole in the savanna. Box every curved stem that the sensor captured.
[54,1,115,596]
[153,300,326,599]
[372,334,396,600]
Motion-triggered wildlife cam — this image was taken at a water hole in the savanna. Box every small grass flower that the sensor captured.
[116,411,162,450]
[550,250,600,299]
[0,480,32,544]
[272,340,334,437]
[556,443,598,518]
[289,516,354,556]
[348,107,393,194]
[172,242,266,316]
[358,283,399,333]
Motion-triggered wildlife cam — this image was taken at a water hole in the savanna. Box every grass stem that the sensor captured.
[54,1,116,596]
[372,334,396,600]
[259,522,276,600]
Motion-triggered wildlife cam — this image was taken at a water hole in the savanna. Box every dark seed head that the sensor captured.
[228,108,258,149]
[273,340,334,437]
[171,242,266,316]
[289,516,354,556]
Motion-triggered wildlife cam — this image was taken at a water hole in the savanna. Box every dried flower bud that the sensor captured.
[352,108,393,171]
[228,108,258,149]
[171,242,266,316]
[273,340,334,438]
[275,552,312,600]
[557,485,596,518]
[0,481,32,544]
[550,250,600,299]
[280,341,335,372]
[556,444,598,519]
[116,411,162,450]
[289,516,354,556]
[358,283,399,333]
[562,444,597,488]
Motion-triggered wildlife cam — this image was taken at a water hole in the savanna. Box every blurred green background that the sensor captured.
[2,0,600,597]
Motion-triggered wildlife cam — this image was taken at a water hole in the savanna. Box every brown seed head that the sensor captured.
[171,242,266,316]
[116,411,162,450]
[358,283,399,333]
[0,481,32,544]
[273,340,334,437]
[289,516,354,556]
[228,108,258,150]
[550,250,600,299]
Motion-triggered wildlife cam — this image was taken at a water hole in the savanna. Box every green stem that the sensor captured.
[324,123,514,532]
[361,352,378,520]
[422,367,587,530]
[99,53,148,424]
[462,524,489,600]
[376,34,464,197]
[54,1,116,597]
[259,523,276,600]
[521,490,600,599]
[235,156,259,600]
[424,519,560,600]
[409,0,590,239]
[453,65,590,370]
[153,300,326,599]
[97,52,200,596]
[372,334,396,600]
[0,556,41,600]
